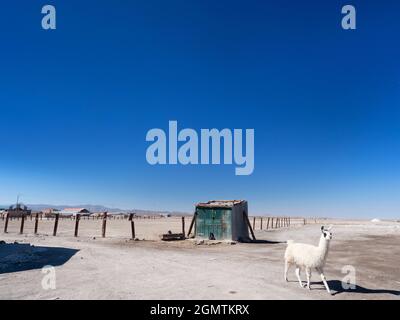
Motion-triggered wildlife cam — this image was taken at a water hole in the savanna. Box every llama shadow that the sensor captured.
[314,280,400,296]
[0,242,79,274]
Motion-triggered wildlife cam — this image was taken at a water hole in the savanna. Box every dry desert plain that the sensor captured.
[0,216,399,300]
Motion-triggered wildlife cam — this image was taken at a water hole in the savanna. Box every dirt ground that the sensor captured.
[0,217,399,300]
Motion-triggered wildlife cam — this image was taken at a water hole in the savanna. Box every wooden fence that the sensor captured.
[1,213,185,240]
[1,213,158,240]
[1,213,319,240]
[249,216,319,231]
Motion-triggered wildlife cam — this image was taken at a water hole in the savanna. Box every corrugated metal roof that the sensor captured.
[196,200,246,208]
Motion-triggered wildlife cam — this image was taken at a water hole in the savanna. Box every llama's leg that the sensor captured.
[295,267,303,288]
[305,268,311,290]
[317,268,332,295]
[284,261,290,282]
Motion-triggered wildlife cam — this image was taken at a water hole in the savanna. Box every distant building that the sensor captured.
[91,211,107,217]
[42,208,61,218]
[6,204,32,218]
[59,208,91,217]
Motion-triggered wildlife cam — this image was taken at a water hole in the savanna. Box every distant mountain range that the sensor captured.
[0,204,190,216]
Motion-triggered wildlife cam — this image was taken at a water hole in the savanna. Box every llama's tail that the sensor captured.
[286,240,294,246]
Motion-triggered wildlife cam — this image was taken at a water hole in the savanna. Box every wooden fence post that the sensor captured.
[253,217,256,231]
[34,213,39,235]
[187,213,197,237]
[74,214,81,237]
[129,214,135,239]
[53,213,59,236]
[243,211,256,241]
[19,215,25,234]
[4,212,10,233]
[275,218,279,228]
[182,217,185,237]
[260,217,263,230]
[102,212,108,238]
[266,217,270,230]
[131,219,135,239]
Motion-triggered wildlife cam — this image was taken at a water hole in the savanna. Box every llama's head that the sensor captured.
[321,226,333,240]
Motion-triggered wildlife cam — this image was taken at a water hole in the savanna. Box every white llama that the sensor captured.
[284,226,333,294]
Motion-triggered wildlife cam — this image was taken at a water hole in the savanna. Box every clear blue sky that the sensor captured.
[1,0,399,218]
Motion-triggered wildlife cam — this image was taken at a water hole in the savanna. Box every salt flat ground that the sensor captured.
[0,217,399,300]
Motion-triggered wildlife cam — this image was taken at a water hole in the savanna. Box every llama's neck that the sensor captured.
[318,236,330,260]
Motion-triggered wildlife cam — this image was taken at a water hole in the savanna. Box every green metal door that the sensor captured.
[196,208,232,240]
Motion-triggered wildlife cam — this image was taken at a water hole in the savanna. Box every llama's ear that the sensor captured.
[321,226,325,232]
[326,225,333,231]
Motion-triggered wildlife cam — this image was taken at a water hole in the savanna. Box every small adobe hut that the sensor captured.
[194,200,253,242]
